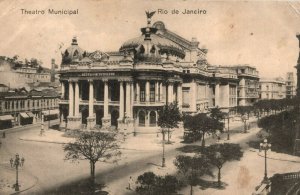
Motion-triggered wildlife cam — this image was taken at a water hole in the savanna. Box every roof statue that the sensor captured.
[146,11,156,26]
[145,11,156,19]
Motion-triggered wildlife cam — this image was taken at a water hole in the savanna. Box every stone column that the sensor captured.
[190,82,197,112]
[66,80,81,130]
[24,100,28,110]
[126,82,131,117]
[235,85,238,107]
[223,84,230,108]
[102,80,110,127]
[160,82,163,102]
[118,81,124,129]
[215,83,220,107]
[136,82,140,103]
[68,81,74,116]
[177,83,183,110]
[61,81,65,99]
[155,81,159,102]
[88,80,94,117]
[145,81,150,102]
[74,81,80,116]
[87,80,95,129]
[239,78,246,106]
[167,82,174,104]
[130,82,134,118]
[118,81,124,120]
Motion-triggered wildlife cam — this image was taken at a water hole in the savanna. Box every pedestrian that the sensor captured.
[0,141,2,148]
[216,130,221,142]
[127,176,134,190]
[2,131,5,138]
[10,158,13,168]
[21,157,25,167]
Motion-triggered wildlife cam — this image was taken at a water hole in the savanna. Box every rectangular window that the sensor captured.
[140,83,145,102]
[150,82,155,102]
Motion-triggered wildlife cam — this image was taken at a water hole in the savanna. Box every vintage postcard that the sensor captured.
[0,0,300,194]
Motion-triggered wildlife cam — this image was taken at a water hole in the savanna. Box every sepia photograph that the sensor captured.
[0,0,300,194]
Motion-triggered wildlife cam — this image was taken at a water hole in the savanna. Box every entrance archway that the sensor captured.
[111,109,119,128]
[149,111,156,126]
[81,108,89,125]
[138,110,146,127]
[95,109,103,126]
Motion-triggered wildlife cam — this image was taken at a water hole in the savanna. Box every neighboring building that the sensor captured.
[15,67,51,83]
[259,77,286,99]
[58,14,240,132]
[0,58,53,88]
[0,88,60,129]
[286,72,296,99]
[221,65,260,106]
[0,84,9,92]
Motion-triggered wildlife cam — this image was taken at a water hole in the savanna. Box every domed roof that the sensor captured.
[62,37,85,65]
[119,30,185,59]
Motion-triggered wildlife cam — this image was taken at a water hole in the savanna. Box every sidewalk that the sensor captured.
[0,164,38,195]
[104,123,261,195]
[19,129,75,144]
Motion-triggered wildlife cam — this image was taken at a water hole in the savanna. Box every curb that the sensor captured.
[250,149,300,163]
[0,123,41,134]
[19,138,69,145]
[0,165,39,195]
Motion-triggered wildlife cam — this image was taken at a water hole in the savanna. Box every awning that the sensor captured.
[26,112,35,118]
[42,109,59,116]
[19,112,29,118]
[0,115,14,121]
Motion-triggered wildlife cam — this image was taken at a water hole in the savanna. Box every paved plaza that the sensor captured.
[0,118,299,194]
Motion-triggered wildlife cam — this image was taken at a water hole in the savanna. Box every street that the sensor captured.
[0,118,300,195]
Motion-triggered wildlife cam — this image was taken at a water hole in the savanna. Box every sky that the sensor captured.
[0,0,300,79]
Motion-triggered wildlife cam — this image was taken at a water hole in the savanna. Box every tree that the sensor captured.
[136,172,180,195]
[157,102,182,143]
[136,172,156,194]
[184,113,224,147]
[204,143,243,187]
[258,110,297,154]
[174,154,213,195]
[210,107,225,122]
[63,131,121,190]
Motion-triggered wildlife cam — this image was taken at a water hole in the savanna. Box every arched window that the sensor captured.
[149,111,156,126]
[139,45,145,54]
[64,50,69,57]
[150,46,156,54]
[138,110,146,127]
[73,50,79,57]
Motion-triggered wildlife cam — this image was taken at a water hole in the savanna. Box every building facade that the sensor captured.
[286,72,296,99]
[58,16,240,131]
[259,77,286,99]
[0,88,59,129]
[232,65,260,106]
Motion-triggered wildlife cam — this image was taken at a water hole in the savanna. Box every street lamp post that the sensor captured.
[161,128,166,167]
[10,153,25,191]
[260,139,271,183]
[227,115,230,140]
[40,113,44,136]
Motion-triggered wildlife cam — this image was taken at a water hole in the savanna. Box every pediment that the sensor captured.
[89,50,109,62]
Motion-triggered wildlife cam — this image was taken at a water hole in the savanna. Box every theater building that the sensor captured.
[58,15,238,131]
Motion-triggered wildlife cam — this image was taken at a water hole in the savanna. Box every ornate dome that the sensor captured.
[119,33,185,59]
[62,37,85,65]
[119,18,185,61]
